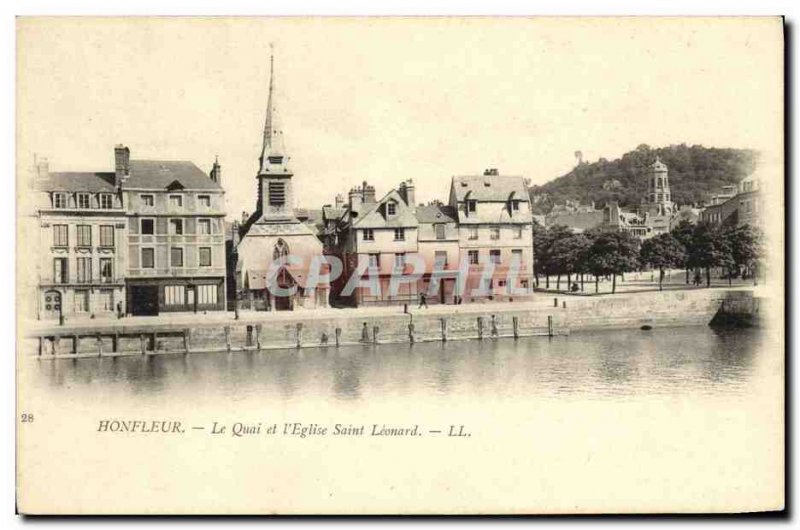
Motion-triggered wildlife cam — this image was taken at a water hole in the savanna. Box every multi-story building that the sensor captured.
[118,146,227,315]
[449,169,535,301]
[700,173,763,229]
[33,157,128,320]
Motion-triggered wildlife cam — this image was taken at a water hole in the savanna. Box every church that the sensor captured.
[235,51,329,311]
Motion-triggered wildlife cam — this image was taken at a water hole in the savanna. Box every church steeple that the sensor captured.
[259,44,287,175]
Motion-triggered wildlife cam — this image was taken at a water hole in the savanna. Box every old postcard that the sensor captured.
[15,17,784,514]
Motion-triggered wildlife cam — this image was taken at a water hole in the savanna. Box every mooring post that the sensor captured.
[113,332,119,353]
[38,337,43,357]
[491,315,498,337]
[335,327,341,347]
[554,297,558,308]
[184,329,190,354]
[548,315,554,337]
[72,334,78,355]
[224,326,231,352]
[153,332,158,352]
[96,333,103,357]
[408,323,415,343]
[296,323,303,349]
[140,334,146,355]
[477,317,484,340]
[440,318,448,342]
[562,301,566,309]
[255,324,262,351]
[512,316,519,339]
[372,325,379,344]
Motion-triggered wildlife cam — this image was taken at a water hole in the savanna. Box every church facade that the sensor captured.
[235,52,329,311]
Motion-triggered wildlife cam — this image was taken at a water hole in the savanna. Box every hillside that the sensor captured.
[529,144,758,214]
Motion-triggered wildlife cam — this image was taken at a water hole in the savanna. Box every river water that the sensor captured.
[19,325,783,514]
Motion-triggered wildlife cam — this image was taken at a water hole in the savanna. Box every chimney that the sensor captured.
[210,156,222,185]
[483,168,499,176]
[348,187,362,210]
[114,144,130,186]
[399,179,415,206]
[34,155,49,181]
[362,181,376,204]
[334,193,345,209]
[241,211,249,224]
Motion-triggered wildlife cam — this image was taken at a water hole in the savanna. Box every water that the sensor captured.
[19,325,782,513]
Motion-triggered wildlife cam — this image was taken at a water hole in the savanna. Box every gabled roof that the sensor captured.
[351,188,418,229]
[451,175,529,202]
[415,204,457,224]
[36,172,116,193]
[123,160,222,191]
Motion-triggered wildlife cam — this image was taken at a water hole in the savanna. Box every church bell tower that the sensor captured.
[647,156,673,215]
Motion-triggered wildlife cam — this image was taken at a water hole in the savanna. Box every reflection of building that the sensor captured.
[120,146,227,315]
[33,157,127,320]
[235,52,328,311]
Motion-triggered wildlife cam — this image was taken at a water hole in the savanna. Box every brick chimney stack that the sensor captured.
[399,179,415,207]
[210,156,222,185]
[114,144,130,187]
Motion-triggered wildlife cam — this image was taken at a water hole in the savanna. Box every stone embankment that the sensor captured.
[22,288,758,359]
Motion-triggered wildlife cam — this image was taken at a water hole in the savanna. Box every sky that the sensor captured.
[17,17,783,219]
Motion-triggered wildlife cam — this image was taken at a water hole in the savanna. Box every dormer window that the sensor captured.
[53,193,67,209]
[77,193,91,209]
[467,200,477,213]
[169,195,183,208]
[510,200,520,212]
[386,202,397,216]
[99,194,113,209]
[141,194,154,207]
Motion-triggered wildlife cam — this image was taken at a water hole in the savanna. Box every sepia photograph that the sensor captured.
[14,16,785,515]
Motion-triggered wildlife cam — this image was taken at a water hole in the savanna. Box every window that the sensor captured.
[394,228,405,241]
[368,253,380,268]
[511,249,523,265]
[171,247,184,268]
[141,248,155,269]
[198,219,211,235]
[77,193,91,209]
[165,285,186,306]
[169,219,183,235]
[53,193,67,208]
[74,290,89,313]
[76,225,92,247]
[141,218,154,235]
[198,195,211,208]
[490,249,501,264]
[490,227,500,240]
[141,194,155,207]
[387,202,396,216]
[99,289,114,311]
[467,200,477,213]
[363,229,374,241]
[53,225,68,247]
[513,226,523,239]
[199,247,212,267]
[99,258,113,283]
[468,227,478,240]
[99,225,114,247]
[169,195,183,208]
[53,258,68,284]
[468,250,479,265]
[434,250,448,268]
[99,194,113,209]
[198,284,218,305]
[76,257,92,283]
[434,224,446,240]
[268,182,286,206]
[394,253,406,269]
[511,200,520,212]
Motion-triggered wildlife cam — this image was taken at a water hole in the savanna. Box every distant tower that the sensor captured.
[256,44,295,222]
[574,150,584,166]
[647,156,673,215]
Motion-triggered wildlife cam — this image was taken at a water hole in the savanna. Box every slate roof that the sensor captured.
[414,204,457,224]
[123,160,222,191]
[451,175,529,202]
[36,172,116,192]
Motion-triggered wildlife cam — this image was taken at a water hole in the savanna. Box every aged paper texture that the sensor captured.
[16,17,784,514]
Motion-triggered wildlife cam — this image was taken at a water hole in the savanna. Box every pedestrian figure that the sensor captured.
[570,282,579,293]
[419,292,428,309]
[693,271,702,286]
[116,301,123,319]
[360,322,369,342]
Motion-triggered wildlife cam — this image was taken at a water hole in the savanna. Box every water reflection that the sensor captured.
[29,327,760,404]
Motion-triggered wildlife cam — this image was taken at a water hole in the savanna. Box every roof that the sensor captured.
[123,160,222,191]
[451,175,529,202]
[322,206,346,220]
[414,204,457,224]
[36,172,116,192]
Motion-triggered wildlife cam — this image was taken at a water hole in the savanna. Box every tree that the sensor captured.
[550,232,592,291]
[585,231,641,294]
[640,233,686,291]
[670,219,695,284]
[688,221,733,287]
[534,224,573,290]
[727,224,763,285]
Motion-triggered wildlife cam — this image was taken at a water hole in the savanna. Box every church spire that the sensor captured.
[259,44,286,175]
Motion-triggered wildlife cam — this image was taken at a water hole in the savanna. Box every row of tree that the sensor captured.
[532,219,762,294]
